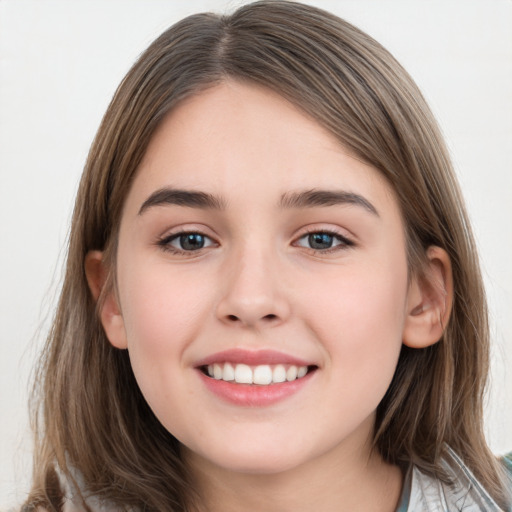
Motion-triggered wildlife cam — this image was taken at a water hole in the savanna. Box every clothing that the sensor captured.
[22,450,512,512]
[397,448,512,511]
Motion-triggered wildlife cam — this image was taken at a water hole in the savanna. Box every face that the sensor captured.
[108,81,414,476]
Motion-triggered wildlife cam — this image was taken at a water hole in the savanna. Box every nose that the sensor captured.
[215,244,291,329]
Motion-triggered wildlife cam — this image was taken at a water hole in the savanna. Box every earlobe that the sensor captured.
[84,250,128,349]
[402,246,453,349]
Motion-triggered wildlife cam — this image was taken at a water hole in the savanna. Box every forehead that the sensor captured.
[124,81,399,218]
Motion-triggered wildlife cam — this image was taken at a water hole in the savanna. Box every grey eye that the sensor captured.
[307,233,335,250]
[165,232,214,251]
[296,232,346,250]
[180,233,205,250]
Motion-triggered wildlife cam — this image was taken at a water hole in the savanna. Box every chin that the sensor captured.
[189,439,310,476]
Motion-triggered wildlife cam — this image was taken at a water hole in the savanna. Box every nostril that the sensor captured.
[225,313,278,323]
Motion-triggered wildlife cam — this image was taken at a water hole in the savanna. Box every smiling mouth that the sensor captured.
[201,363,317,385]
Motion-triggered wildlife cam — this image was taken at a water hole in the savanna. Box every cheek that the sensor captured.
[115,261,217,428]
[116,259,214,382]
[304,261,407,393]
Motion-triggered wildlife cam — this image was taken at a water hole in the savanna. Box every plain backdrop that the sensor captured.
[1,0,511,508]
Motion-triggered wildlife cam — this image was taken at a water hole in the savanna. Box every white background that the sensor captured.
[0,0,511,509]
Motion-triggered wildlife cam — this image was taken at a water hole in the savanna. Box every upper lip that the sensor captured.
[195,348,314,368]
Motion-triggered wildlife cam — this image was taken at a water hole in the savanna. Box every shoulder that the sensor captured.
[53,465,129,512]
[501,452,512,505]
[501,452,512,475]
[405,448,509,512]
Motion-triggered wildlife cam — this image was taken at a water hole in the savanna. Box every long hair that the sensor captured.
[25,1,509,510]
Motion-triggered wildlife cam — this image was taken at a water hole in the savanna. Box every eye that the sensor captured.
[158,231,216,253]
[295,231,353,251]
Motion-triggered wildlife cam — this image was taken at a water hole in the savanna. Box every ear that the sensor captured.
[85,250,128,349]
[402,246,453,349]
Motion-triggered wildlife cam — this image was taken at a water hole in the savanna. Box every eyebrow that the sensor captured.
[138,188,227,215]
[138,187,378,217]
[279,189,379,216]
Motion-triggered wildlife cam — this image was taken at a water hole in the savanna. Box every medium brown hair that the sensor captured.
[24,1,509,510]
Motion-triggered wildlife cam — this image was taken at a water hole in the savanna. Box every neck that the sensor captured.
[185,434,403,512]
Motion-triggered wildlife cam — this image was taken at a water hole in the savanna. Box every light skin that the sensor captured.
[86,81,452,512]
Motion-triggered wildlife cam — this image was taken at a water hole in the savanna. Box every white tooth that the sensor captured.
[234,364,253,384]
[253,365,272,385]
[297,366,308,378]
[286,365,298,381]
[213,363,223,380]
[207,364,214,377]
[272,364,287,383]
[223,363,235,381]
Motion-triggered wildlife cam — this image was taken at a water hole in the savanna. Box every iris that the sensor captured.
[179,233,205,250]
[309,233,334,250]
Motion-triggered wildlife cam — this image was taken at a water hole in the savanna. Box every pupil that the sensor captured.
[309,233,333,249]
[180,234,204,250]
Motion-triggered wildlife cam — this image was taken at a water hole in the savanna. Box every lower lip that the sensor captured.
[198,369,315,406]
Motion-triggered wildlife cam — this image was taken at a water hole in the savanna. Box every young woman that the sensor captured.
[23,1,511,510]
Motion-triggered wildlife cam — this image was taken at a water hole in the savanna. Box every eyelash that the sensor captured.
[156,229,355,256]
[295,229,355,254]
[156,230,216,256]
